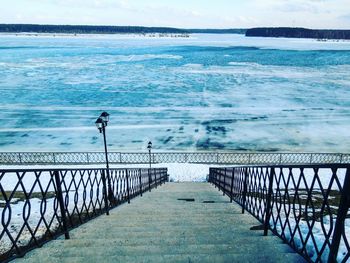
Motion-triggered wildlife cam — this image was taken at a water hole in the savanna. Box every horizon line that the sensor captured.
[1,23,350,31]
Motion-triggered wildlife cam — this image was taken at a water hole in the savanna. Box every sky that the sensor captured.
[1,0,350,29]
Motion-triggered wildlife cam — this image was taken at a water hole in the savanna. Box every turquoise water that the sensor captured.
[0,34,349,152]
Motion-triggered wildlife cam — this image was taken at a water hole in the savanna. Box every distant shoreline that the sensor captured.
[246,27,350,40]
[0,24,246,35]
[0,32,193,39]
[1,32,349,43]
[1,24,350,40]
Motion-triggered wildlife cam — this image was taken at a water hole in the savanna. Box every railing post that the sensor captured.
[163,169,167,184]
[223,168,227,196]
[139,169,142,196]
[310,153,313,164]
[212,169,217,188]
[160,169,162,185]
[216,169,219,188]
[148,169,152,192]
[264,167,275,236]
[125,169,130,204]
[328,167,350,262]
[119,152,122,163]
[157,169,160,186]
[339,154,343,164]
[242,167,248,214]
[158,169,161,186]
[230,168,235,203]
[53,153,56,164]
[154,169,157,187]
[279,154,282,165]
[218,169,222,192]
[53,170,70,239]
[101,170,110,215]
[18,153,22,164]
[213,168,216,185]
[212,168,215,184]
[86,153,89,164]
[212,169,215,186]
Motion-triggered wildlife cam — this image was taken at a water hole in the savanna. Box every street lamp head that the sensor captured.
[100,112,110,124]
[147,141,152,150]
[95,113,110,172]
[95,117,103,133]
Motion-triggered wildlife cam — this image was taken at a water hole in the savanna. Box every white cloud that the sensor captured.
[33,0,128,9]
[1,0,350,29]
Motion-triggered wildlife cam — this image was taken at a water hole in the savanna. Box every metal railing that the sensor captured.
[209,165,350,263]
[0,167,168,262]
[0,152,349,165]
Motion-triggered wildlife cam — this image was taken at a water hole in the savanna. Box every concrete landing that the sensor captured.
[16,183,305,263]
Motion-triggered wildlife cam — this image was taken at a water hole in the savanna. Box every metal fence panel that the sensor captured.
[0,167,168,262]
[0,152,348,165]
[209,164,350,262]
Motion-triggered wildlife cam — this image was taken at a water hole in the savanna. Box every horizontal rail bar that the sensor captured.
[0,152,349,165]
[216,163,350,169]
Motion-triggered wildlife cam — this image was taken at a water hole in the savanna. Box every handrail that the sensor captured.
[0,167,168,262]
[0,151,349,165]
[209,164,350,262]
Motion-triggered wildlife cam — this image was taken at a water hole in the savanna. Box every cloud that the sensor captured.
[252,0,321,14]
[251,0,338,14]
[2,0,350,29]
[33,0,128,9]
[276,3,320,13]
[339,14,350,21]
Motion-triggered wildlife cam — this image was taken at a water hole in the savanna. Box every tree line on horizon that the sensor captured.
[0,24,188,34]
[0,24,246,34]
[2,24,348,39]
[246,27,350,40]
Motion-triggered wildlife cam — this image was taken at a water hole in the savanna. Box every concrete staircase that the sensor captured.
[16,182,305,263]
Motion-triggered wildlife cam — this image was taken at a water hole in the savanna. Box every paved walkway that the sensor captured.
[17,183,305,263]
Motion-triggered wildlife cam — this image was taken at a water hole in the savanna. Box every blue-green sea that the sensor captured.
[0,34,349,152]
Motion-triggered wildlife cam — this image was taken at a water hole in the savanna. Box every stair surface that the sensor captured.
[15,182,306,263]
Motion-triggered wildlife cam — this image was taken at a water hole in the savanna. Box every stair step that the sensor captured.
[72,225,260,235]
[18,252,305,263]
[71,229,264,239]
[71,228,269,239]
[13,183,305,263]
[31,243,295,258]
[18,253,306,263]
[83,222,258,228]
[47,235,285,247]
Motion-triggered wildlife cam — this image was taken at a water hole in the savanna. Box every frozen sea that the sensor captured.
[0,33,349,152]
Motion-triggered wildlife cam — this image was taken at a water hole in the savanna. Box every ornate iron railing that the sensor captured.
[0,152,349,165]
[209,165,350,263]
[0,167,168,262]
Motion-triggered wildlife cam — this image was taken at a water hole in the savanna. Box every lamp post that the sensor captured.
[95,112,113,203]
[147,141,152,168]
